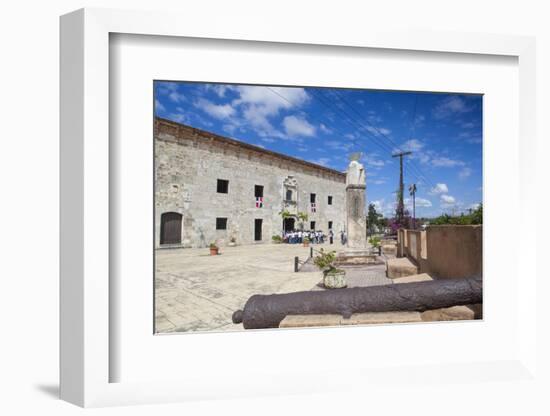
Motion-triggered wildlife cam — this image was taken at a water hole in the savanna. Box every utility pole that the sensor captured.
[392,151,412,225]
[409,183,417,229]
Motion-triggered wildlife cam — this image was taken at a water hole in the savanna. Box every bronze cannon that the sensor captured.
[232,277,482,329]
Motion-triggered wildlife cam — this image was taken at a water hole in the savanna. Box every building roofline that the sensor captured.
[155,117,346,178]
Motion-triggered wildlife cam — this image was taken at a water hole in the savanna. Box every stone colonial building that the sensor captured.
[155,117,347,248]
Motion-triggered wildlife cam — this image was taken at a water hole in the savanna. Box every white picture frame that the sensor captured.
[60,8,537,408]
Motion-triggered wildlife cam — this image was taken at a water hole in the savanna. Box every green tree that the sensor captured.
[429,203,482,225]
[367,203,382,235]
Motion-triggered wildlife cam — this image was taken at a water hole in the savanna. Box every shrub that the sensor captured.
[272,235,282,243]
[368,236,381,247]
[313,248,342,274]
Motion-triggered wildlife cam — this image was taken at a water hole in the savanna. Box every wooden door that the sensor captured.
[254,219,263,241]
[160,212,182,244]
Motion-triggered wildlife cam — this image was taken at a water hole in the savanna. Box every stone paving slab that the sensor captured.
[155,243,325,333]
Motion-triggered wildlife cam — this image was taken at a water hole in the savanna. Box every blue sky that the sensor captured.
[155,81,482,218]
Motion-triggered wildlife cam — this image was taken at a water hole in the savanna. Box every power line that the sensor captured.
[330,89,438,190]
[266,86,363,154]
[310,89,396,155]
[267,86,437,193]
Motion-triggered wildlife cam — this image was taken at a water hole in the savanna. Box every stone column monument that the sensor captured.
[335,153,377,265]
[345,154,367,250]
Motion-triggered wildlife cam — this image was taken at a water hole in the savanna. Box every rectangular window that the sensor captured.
[328,221,333,229]
[328,195,333,205]
[254,185,264,198]
[216,217,228,230]
[217,179,229,193]
[310,193,316,203]
[310,221,316,230]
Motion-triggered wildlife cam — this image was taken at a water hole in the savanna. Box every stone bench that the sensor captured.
[386,257,419,278]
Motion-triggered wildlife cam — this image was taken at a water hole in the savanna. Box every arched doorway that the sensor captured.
[160,212,182,245]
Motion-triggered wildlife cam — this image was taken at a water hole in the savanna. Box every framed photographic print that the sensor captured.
[60,7,537,408]
[152,82,483,334]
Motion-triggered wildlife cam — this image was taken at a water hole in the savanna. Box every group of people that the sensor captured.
[283,229,338,245]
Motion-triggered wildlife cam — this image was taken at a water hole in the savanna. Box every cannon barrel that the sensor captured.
[232,277,482,329]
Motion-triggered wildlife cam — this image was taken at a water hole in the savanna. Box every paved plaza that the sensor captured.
[155,242,392,333]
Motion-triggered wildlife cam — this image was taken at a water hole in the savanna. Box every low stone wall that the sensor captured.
[397,225,482,279]
[406,230,422,263]
[424,225,482,278]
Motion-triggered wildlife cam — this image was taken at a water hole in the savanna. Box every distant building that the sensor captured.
[155,117,346,248]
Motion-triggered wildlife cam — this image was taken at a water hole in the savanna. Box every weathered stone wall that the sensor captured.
[424,225,482,278]
[155,119,346,248]
[398,225,482,278]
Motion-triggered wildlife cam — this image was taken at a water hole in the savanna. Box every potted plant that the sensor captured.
[302,237,310,247]
[228,236,237,247]
[313,248,347,289]
[209,242,219,256]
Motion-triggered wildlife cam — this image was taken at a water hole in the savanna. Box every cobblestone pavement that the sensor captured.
[341,263,393,287]
[155,243,396,333]
[155,243,326,334]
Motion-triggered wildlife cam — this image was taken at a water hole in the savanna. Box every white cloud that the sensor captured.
[344,133,357,140]
[367,160,385,168]
[319,123,332,134]
[155,99,165,113]
[204,84,231,98]
[230,86,309,138]
[371,198,396,217]
[325,140,353,152]
[433,96,472,119]
[405,197,432,208]
[430,183,449,195]
[194,98,236,120]
[365,125,391,137]
[234,85,309,112]
[461,121,476,129]
[283,115,316,137]
[222,124,237,134]
[309,157,331,167]
[168,113,187,123]
[431,157,465,168]
[399,139,424,152]
[157,82,186,103]
[440,194,457,208]
[459,167,472,179]
[440,194,455,204]
[364,154,385,168]
[459,131,482,144]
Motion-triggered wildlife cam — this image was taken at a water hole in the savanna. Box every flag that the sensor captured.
[255,197,263,208]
